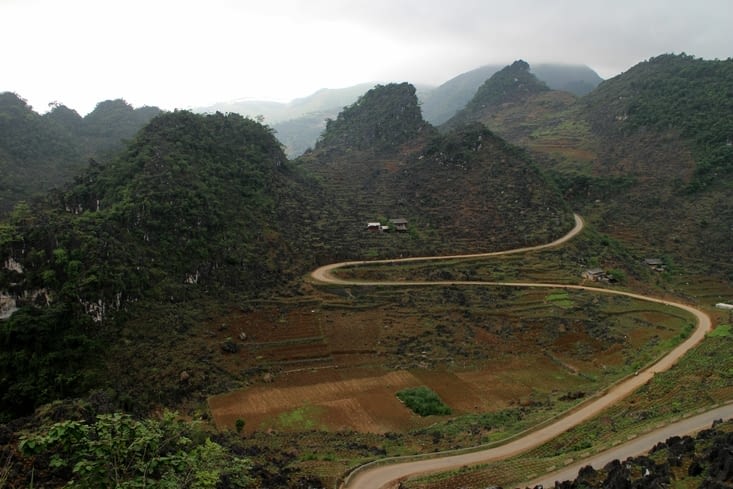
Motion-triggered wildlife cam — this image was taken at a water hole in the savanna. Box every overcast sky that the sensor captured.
[3,0,732,115]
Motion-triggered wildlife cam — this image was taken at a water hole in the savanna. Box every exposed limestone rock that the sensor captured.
[3,257,23,274]
[0,292,18,320]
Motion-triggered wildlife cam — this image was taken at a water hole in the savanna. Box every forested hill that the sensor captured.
[0,93,83,213]
[451,55,733,280]
[574,54,733,277]
[314,82,428,154]
[582,53,733,189]
[0,111,326,420]
[0,93,161,214]
[300,82,573,261]
[442,60,550,131]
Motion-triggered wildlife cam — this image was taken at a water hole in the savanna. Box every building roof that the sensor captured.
[585,268,605,275]
[390,218,408,225]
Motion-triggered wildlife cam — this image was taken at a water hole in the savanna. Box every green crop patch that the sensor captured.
[545,291,574,309]
[396,386,452,417]
[709,324,732,338]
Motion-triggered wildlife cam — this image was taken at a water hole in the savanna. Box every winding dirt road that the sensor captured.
[309,214,714,489]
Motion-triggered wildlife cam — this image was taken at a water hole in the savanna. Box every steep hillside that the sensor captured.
[0,94,161,214]
[443,55,733,280]
[421,62,602,125]
[0,93,84,213]
[576,55,733,278]
[442,60,552,131]
[582,53,733,189]
[313,82,427,154]
[0,111,326,420]
[299,82,573,261]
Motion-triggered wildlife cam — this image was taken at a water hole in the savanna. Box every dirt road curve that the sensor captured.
[309,214,715,489]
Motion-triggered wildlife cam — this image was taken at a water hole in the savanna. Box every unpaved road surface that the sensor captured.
[525,402,733,488]
[309,214,715,489]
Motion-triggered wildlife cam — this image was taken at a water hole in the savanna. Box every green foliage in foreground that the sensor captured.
[397,386,452,417]
[20,411,250,488]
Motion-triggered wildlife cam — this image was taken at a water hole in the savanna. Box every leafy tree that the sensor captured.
[0,303,97,422]
[19,411,250,488]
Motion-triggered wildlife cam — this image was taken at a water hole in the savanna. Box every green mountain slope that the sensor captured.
[0,93,84,213]
[299,82,573,261]
[445,55,733,279]
[582,53,733,188]
[0,111,325,420]
[442,60,552,131]
[314,82,427,154]
[421,62,602,125]
[0,94,161,214]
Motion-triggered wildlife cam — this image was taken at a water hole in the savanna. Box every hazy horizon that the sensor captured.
[3,0,732,115]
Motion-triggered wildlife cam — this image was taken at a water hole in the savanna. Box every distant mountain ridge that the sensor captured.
[421,62,602,125]
[196,84,377,124]
[196,62,603,156]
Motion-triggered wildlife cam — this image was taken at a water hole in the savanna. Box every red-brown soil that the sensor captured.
[206,296,680,434]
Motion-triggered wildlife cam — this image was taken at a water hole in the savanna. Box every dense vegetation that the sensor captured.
[300,83,573,262]
[0,93,83,213]
[1,53,731,488]
[442,55,733,280]
[443,60,550,130]
[0,93,161,214]
[314,82,426,153]
[584,53,733,189]
[18,411,250,488]
[0,111,323,421]
[396,387,452,417]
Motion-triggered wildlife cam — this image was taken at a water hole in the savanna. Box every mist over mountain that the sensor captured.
[421,62,602,125]
[197,84,377,124]
[441,60,552,131]
[197,62,603,157]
